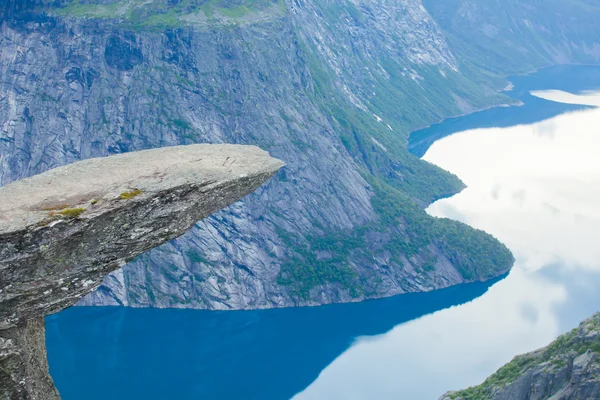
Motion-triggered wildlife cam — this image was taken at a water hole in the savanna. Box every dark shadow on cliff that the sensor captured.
[45,275,506,400]
[409,65,600,157]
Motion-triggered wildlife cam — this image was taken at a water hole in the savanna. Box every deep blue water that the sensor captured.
[47,65,600,399]
[46,278,501,400]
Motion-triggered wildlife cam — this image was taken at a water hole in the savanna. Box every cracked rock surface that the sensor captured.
[0,143,283,399]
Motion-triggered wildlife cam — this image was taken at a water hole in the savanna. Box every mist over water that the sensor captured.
[47,66,600,400]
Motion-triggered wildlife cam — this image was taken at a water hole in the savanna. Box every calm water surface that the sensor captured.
[46,66,600,399]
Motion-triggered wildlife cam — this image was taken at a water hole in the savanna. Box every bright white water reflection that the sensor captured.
[294,91,600,400]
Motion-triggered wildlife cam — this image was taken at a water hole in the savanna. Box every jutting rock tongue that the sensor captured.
[0,144,284,400]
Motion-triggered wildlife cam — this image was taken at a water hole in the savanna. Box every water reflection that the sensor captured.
[425,92,600,271]
[408,65,600,157]
[46,66,600,400]
[46,278,501,400]
[294,89,600,399]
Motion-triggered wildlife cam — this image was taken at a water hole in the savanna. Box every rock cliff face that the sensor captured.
[1,0,599,310]
[0,0,511,310]
[441,313,600,400]
[0,144,283,400]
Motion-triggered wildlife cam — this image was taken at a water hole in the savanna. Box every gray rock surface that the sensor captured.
[441,313,600,400]
[0,143,283,399]
[1,0,598,311]
[0,318,59,400]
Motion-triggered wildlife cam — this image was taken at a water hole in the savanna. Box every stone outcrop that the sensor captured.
[441,313,600,400]
[0,144,283,399]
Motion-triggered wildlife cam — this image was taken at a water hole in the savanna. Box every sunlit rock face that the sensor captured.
[0,144,283,400]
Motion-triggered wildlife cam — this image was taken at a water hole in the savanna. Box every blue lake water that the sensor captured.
[46,65,600,399]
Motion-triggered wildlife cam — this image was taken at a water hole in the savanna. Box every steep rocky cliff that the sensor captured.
[1,0,598,310]
[441,313,600,400]
[0,144,283,400]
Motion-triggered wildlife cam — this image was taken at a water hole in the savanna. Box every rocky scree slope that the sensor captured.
[0,144,283,400]
[441,313,600,400]
[2,0,599,310]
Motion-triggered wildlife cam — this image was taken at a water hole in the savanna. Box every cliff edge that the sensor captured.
[441,313,600,400]
[0,144,284,399]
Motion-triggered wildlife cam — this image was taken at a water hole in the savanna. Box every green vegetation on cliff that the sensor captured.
[449,314,600,400]
[274,15,514,299]
[51,0,285,29]
[273,0,600,300]
[277,174,513,299]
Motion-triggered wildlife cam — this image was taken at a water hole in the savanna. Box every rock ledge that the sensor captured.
[0,144,283,399]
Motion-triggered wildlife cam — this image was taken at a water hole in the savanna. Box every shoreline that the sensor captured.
[406,62,600,149]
